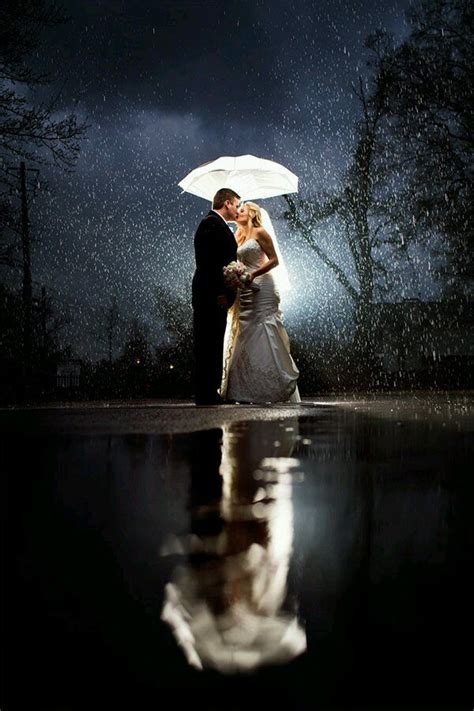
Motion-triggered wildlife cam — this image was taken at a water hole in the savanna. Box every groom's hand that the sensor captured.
[217,295,229,309]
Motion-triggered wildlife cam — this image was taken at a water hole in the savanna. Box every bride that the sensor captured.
[221,201,300,404]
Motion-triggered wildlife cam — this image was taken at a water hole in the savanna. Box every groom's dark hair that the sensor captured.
[212,188,240,209]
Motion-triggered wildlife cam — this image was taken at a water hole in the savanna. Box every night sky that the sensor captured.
[14,0,428,360]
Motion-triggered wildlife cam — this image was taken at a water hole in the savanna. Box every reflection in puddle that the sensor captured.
[161,420,306,673]
[6,403,473,709]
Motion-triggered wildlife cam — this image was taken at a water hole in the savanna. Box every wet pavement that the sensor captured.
[3,393,473,710]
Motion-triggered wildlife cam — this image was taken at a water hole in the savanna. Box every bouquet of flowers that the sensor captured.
[223,261,260,291]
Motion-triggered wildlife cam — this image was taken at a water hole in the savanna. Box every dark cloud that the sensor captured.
[42,0,411,122]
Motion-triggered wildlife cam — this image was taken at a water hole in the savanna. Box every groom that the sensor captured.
[192,188,240,405]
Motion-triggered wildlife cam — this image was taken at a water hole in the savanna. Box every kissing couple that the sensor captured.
[191,188,300,406]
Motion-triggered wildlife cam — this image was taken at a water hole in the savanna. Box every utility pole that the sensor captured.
[41,285,47,351]
[20,162,33,375]
[20,162,33,309]
[7,161,40,397]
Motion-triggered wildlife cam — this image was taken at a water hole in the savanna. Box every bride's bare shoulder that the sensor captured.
[255,227,272,243]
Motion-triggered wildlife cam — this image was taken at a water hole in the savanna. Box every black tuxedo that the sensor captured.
[191,211,237,404]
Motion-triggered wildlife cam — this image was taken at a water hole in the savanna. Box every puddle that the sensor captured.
[5,408,472,710]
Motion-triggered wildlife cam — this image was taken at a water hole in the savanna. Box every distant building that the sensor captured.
[56,359,82,388]
[369,298,473,383]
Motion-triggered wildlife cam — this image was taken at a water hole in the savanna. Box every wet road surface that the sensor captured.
[3,393,473,710]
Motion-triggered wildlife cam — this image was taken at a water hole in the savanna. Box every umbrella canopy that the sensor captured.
[178,154,298,201]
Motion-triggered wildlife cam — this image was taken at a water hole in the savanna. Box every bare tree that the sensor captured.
[285,1,473,364]
[0,0,89,394]
[90,295,125,363]
[380,0,474,290]
[105,295,120,364]
[284,35,398,358]
[154,284,193,344]
[0,0,89,278]
[153,285,193,389]
[0,0,88,185]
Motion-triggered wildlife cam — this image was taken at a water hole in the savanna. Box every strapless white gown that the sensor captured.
[221,238,301,404]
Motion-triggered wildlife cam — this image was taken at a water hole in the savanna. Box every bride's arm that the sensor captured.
[249,228,279,280]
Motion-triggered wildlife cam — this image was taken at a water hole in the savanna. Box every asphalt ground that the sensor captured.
[1,391,472,435]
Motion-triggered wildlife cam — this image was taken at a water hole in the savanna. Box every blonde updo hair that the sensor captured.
[237,201,263,245]
[245,202,263,227]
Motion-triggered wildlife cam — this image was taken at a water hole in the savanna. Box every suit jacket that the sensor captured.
[192,210,238,309]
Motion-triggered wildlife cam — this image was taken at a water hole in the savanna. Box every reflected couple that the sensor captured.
[161,419,306,673]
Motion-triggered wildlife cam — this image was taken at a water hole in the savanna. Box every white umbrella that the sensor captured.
[178,154,298,201]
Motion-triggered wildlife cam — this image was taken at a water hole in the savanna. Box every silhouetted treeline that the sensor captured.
[1,281,471,405]
[0,284,195,404]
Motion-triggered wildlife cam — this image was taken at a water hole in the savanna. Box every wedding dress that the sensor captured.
[221,238,301,403]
